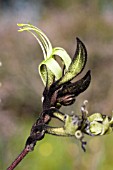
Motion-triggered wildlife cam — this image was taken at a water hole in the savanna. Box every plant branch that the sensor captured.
[6,145,32,170]
[6,113,51,170]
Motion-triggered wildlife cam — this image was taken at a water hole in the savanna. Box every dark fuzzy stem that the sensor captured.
[6,114,50,170]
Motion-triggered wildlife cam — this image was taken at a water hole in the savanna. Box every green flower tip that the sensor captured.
[17,23,87,88]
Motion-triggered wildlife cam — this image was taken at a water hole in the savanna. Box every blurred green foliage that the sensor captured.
[0,0,113,170]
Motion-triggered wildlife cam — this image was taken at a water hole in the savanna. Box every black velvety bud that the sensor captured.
[56,70,91,106]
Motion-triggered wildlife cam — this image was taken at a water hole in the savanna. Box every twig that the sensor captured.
[6,113,50,170]
[6,145,31,170]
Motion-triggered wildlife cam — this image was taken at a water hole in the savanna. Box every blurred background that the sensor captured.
[0,0,113,170]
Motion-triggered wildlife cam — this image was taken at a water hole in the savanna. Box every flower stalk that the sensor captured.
[6,23,113,170]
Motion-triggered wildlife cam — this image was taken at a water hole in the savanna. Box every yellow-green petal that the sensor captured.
[52,47,71,71]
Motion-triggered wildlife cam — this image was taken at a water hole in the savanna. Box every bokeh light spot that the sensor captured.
[39,142,53,157]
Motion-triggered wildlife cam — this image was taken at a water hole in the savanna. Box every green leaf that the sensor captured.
[58,38,87,85]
